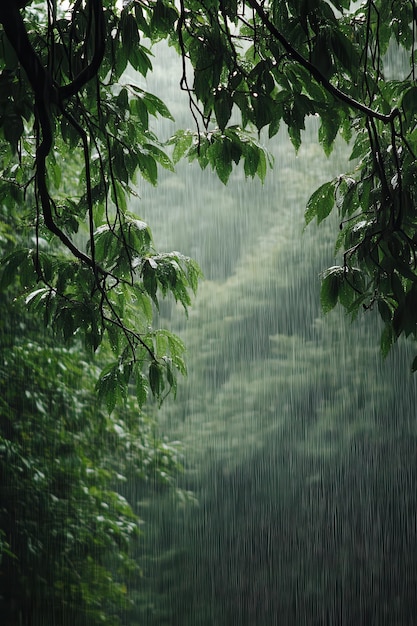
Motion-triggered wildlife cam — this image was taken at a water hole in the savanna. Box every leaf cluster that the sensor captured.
[169,126,272,184]
[0,220,201,410]
[307,73,417,365]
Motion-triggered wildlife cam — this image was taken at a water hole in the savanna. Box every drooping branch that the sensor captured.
[245,0,400,125]
[0,1,164,363]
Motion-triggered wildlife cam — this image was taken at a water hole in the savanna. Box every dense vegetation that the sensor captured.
[0,202,187,624]
[2,1,417,369]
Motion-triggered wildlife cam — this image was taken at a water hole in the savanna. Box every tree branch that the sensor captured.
[246,0,400,125]
[0,2,56,103]
[0,0,105,270]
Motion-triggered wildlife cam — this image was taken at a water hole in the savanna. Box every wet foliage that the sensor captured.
[2,2,417,625]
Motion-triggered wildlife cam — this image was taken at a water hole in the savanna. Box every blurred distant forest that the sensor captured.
[124,46,417,626]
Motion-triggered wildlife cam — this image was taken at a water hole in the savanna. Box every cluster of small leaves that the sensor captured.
[168,126,272,184]
[170,0,356,154]
[0,217,201,410]
[306,79,417,368]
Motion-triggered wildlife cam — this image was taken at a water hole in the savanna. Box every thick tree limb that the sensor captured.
[0,0,105,269]
[0,2,55,102]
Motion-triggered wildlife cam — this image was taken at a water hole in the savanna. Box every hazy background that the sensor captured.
[125,43,417,626]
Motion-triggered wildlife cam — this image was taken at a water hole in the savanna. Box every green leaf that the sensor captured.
[252,94,275,131]
[116,87,129,112]
[114,45,128,79]
[134,3,151,38]
[142,91,174,120]
[243,145,260,178]
[129,46,153,76]
[305,181,336,225]
[349,131,369,161]
[111,179,128,212]
[142,260,158,305]
[135,370,148,407]
[132,287,153,323]
[311,38,334,79]
[107,324,120,355]
[165,361,176,396]
[131,97,149,129]
[138,152,158,185]
[211,140,233,184]
[401,86,417,122]
[113,144,129,185]
[94,225,117,266]
[170,130,194,163]
[320,267,343,314]
[378,299,393,324]
[288,124,301,152]
[121,12,140,60]
[214,89,233,131]
[268,112,281,139]
[149,361,163,397]
[256,149,267,183]
[318,112,340,156]
[0,249,30,291]
[121,218,153,262]
[331,30,359,73]
[143,144,174,171]
[96,363,122,413]
[338,280,355,309]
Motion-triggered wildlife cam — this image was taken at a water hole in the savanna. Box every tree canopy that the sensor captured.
[2,0,417,378]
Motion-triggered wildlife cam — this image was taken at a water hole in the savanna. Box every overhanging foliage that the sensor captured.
[2,1,417,372]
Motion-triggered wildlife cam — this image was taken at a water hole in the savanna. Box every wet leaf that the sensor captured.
[305,181,336,225]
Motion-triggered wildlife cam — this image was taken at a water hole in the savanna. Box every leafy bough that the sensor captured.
[1,215,202,410]
[0,0,204,408]
[4,0,417,378]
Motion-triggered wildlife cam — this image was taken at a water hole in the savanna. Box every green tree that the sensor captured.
[0,47,187,621]
[3,1,417,371]
[0,209,186,624]
[0,314,185,624]
[0,0,203,408]
[0,253,188,625]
